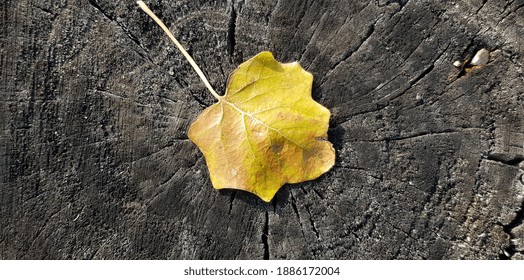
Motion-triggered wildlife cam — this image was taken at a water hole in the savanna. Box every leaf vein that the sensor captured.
[224,100,306,149]
[242,113,259,162]
[228,74,283,96]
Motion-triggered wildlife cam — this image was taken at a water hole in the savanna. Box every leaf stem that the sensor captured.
[137,1,222,100]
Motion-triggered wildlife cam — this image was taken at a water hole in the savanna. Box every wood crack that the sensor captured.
[290,192,309,243]
[486,154,524,167]
[304,204,320,240]
[262,211,270,259]
[320,18,378,86]
[88,0,157,66]
[227,1,237,57]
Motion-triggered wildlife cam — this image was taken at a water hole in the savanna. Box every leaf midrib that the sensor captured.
[221,99,306,149]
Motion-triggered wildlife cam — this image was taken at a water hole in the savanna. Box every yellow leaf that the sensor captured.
[188,51,335,202]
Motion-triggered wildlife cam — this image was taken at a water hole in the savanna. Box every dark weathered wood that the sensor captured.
[1,0,523,259]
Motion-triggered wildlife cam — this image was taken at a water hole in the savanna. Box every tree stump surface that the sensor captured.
[1,0,523,259]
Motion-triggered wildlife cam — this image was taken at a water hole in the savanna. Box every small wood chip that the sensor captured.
[471,48,490,66]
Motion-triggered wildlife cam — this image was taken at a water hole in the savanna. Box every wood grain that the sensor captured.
[1,0,523,259]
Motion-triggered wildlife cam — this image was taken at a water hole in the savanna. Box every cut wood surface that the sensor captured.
[1,0,523,259]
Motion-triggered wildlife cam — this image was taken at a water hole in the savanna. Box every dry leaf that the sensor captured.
[189,51,335,202]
